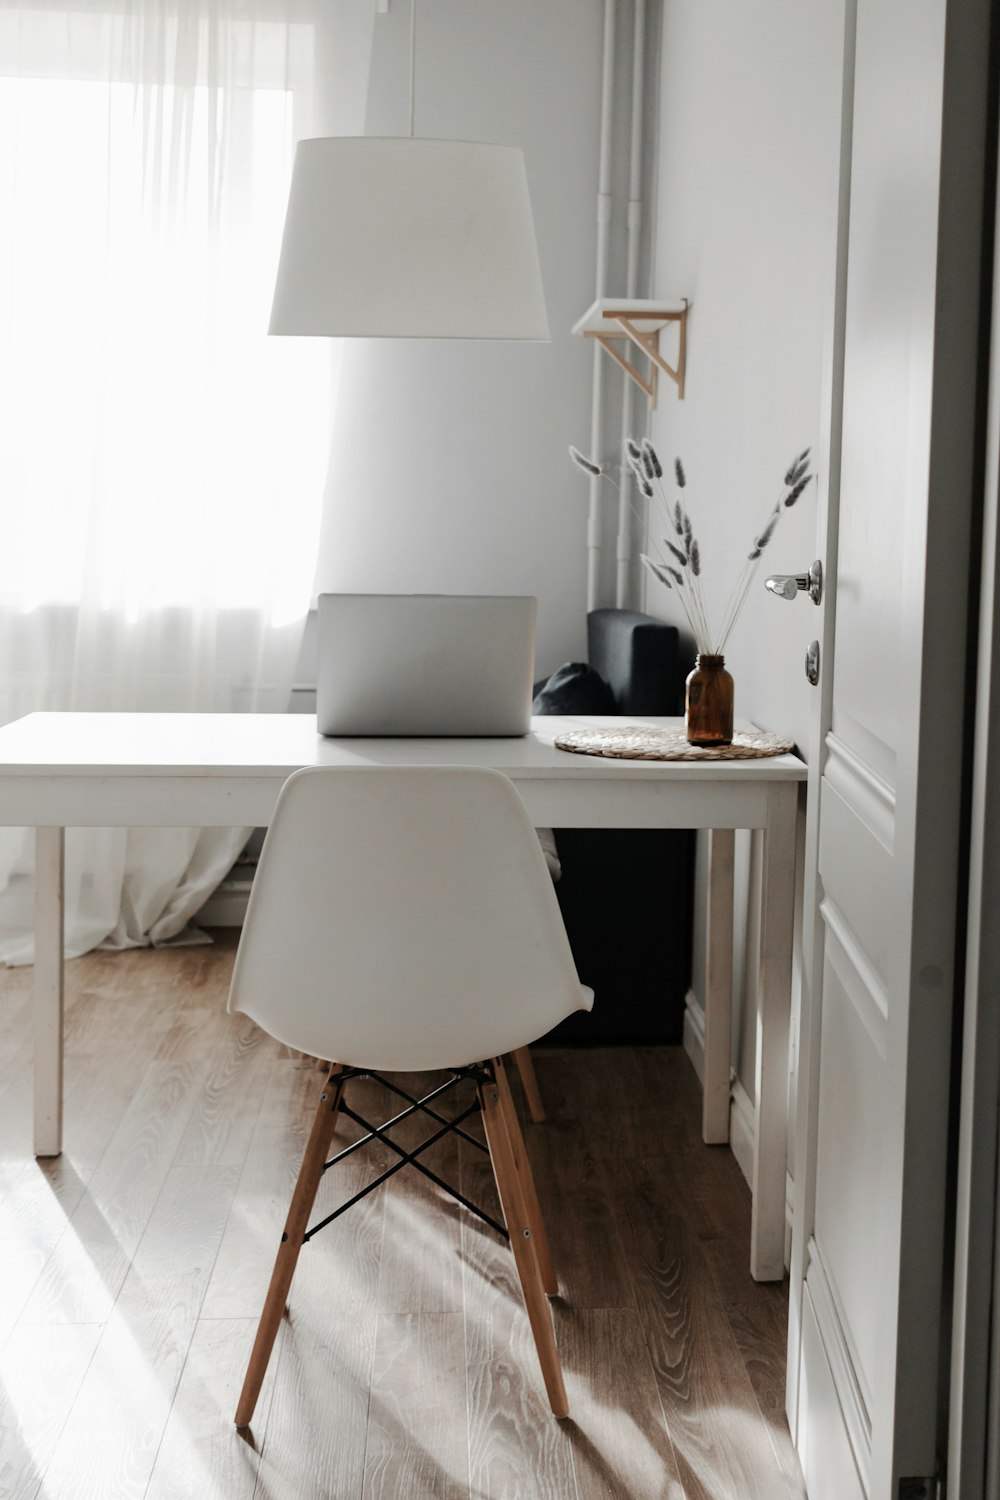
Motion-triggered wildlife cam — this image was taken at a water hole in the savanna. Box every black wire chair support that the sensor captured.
[300,1062,509,1244]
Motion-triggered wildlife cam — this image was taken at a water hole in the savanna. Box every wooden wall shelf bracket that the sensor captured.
[572,297,689,406]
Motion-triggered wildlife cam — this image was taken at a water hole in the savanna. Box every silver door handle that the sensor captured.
[764,559,822,605]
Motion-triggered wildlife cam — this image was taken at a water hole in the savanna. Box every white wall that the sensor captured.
[644,1,844,1140]
[311,0,608,678]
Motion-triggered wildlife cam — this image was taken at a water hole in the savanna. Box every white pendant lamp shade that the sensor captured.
[269,137,550,341]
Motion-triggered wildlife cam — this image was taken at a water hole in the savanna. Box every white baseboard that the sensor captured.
[682,988,707,1082]
[729,1076,756,1188]
[683,990,752,1191]
[196,888,250,927]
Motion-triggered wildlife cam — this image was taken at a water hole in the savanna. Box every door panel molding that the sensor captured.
[806,1235,873,1485]
[800,1287,868,1500]
[824,731,895,851]
[819,779,894,1002]
[814,957,883,1402]
[820,896,889,1043]
[829,708,897,791]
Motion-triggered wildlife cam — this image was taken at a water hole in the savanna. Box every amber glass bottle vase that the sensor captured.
[685,654,734,747]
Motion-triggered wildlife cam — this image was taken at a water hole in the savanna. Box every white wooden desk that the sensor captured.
[0,711,805,1281]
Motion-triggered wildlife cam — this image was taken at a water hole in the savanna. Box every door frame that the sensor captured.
[784,0,854,1437]
[949,63,1000,1500]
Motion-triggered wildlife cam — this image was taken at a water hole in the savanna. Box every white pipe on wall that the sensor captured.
[586,0,617,611]
[615,0,646,607]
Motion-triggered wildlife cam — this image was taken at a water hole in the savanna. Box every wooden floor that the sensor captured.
[0,936,805,1500]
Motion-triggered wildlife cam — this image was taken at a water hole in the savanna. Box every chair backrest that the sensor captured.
[227,765,588,1070]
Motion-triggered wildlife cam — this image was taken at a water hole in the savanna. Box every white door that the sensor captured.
[786,1,993,1496]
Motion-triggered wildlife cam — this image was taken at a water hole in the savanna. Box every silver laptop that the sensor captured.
[316,594,537,737]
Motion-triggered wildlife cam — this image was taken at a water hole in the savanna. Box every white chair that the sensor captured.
[227,764,593,1426]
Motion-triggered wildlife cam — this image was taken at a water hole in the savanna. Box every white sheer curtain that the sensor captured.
[0,0,359,962]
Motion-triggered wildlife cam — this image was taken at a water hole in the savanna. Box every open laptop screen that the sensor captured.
[316,594,537,737]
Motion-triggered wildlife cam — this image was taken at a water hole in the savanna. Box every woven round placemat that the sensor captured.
[553,725,795,761]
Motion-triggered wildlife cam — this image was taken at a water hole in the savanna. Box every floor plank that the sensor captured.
[202,1060,387,1326]
[172,1015,276,1168]
[616,1155,801,1500]
[18,1060,209,1326]
[362,1312,470,1500]
[0,1322,103,1500]
[558,1309,685,1500]
[372,1069,466,1317]
[145,1318,279,1500]
[662,1143,801,1491]
[0,940,805,1500]
[0,1157,95,1349]
[459,1142,581,1500]
[36,1164,240,1500]
[519,1104,637,1313]
[250,1312,376,1500]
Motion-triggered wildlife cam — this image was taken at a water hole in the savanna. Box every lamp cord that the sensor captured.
[408,0,416,138]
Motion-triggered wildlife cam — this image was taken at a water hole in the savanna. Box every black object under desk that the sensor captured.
[533,609,694,1045]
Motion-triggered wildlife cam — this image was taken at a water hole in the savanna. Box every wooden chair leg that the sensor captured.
[480,1067,568,1419]
[495,1059,558,1296]
[235,1068,346,1428]
[511,1045,546,1123]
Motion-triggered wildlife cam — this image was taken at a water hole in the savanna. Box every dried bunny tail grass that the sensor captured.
[640,446,813,655]
[628,444,689,559]
[569,445,603,476]
[626,450,650,486]
[642,551,709,653]
[718,452,812,651]
[640,553,673,589]
[664,492,711,644]
[784,448,811,486]
[641,439,663,479]
[784,475,811,507]
[753,511,780,553]
[627,453,646,482]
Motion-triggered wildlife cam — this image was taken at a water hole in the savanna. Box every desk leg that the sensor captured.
[750,787,797,1281]
[703,828,735,1145]
[34,827,65,1158]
